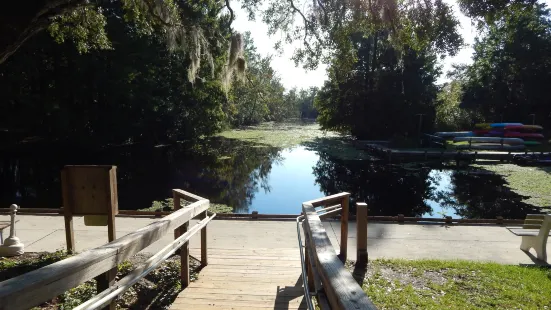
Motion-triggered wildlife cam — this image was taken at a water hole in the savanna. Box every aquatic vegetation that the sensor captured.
[218,121,340,149]
[218,121,372,160]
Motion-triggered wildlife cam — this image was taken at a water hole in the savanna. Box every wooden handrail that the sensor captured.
[301,194,377,310]
[0,190,212,310]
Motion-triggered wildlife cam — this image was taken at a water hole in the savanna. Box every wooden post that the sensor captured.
[200,210,208,267]
[356,203,368,266]
[61,170,75,253]
[95,268,117,310]
[339,195,349,262]
[106,168,117,242]
[172,191,190,287]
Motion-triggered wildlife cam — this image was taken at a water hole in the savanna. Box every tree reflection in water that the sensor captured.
[437,169,544,219]
[0,138,282,213]
[313,153,435,217]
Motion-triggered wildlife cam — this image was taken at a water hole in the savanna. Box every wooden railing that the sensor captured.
[0,189,214,310]
[299,193,377,310]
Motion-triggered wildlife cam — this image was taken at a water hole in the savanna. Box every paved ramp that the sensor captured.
[171,248,307,310]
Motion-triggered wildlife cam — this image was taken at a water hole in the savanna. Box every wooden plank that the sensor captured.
[173,189,206,202]
[171,298,305,306]
[302,203,377,310]
[305,192,350,208]
[180,287,304,296]
[95,268,117,310]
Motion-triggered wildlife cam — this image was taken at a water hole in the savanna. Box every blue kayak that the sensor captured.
[435,131,474,138]
[490,123,523,128]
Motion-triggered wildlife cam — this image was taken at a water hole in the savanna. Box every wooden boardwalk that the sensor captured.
[171,248,307,310]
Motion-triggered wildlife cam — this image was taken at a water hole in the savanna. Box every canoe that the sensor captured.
[490,123,523,128]
[435,131,474,138]
[524,140,542,146]
[456,144,525,151]
[474,123,491,129]
[473,129,490,136]
[504,132,544,139]
[504,125,543,132]
[486,130,504,136]
[453,137,524,145]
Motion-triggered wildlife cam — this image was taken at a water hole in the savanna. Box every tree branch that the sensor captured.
[0,0,86,65]
[225,0,235,27]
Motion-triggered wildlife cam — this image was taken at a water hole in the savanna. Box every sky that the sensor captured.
[231,0,550,90]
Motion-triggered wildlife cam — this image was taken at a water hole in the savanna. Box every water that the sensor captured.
[0,135,543,218]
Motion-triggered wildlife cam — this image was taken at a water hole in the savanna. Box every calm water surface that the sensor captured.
[0,136,543,218]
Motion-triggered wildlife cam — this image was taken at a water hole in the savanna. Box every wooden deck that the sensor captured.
[171,248,307,310]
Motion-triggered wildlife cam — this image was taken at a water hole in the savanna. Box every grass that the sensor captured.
[473,163,551,207]
[352,259,551,310]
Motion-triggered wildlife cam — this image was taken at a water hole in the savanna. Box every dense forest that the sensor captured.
[1,0,550,145]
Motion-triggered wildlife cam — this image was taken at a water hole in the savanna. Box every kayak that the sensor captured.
[453,137,524,145]
[474,123,491,129]
[504,125,543,132]
[524,140,542,146]
[473,129,490,136]
[456,144,525,151]
[435,131,474,138]
[504,132,544,139]
[490,123,523,128]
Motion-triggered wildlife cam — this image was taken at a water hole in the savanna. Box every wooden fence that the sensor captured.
[0,189,214,310]
[300,193,377,310]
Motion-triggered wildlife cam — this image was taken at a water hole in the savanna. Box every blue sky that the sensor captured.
[232,0,551,90]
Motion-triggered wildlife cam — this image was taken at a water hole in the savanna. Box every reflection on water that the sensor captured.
[0,136,545,218]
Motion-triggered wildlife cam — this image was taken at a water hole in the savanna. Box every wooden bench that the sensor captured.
[507,214,551,261]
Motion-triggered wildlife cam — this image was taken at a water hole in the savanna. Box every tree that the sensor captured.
[0,1,229,146]
[435,80,478,131]
[0,0,246,88]
[460,3,551,126]
[228,32,298,126]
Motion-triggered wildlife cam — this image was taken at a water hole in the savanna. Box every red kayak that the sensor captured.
[473,129,490,136]
[504,132,544,139]
[504,125,543,132]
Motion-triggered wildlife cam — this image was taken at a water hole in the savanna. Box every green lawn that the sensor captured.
[355,259,551,309]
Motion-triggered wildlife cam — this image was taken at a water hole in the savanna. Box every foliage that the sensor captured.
[312,0,462,139]
[435,81,477,131]
[0,250,70,281]
[460,3,551,127]
[142,198,233,213]
[0,1,229,147]
[227,33,299,126]
[316,36,442,139]
[359,259,551,309]
[0,0,237,82]
[256,0,463,69]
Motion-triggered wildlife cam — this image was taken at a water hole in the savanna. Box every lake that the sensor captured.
[0,122,544,218]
